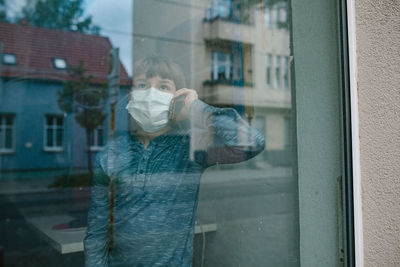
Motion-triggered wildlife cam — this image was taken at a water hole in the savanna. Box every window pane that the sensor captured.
[46,128,53,147]
[264,8,271,29]
[0,128,3,149]
[5,115,13,125]
[266,54,272,87]
[5,128,12,149]
[56,128,63,146]
[283,56,289,89]
[273,6,279,29]
[275,55,281,88]
[0,0,348,266]
[98,129,104,146]
[46,116,52,125]
[56,117,63,126]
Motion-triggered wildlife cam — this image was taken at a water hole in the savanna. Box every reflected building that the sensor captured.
[0,22,132,179]
[133,0,291,167]
[132,1,297,266]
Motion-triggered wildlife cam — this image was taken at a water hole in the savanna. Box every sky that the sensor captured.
[85,0,133,75]
[5,0,133,75]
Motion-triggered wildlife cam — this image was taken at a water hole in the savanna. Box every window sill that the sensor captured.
[0,150,16,154]
[44,148,64,153]
[88,147,104,152]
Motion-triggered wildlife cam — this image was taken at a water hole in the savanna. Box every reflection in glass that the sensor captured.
[0,0,296,266]
[275,55,282,88]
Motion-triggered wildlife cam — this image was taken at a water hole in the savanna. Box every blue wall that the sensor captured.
[0,78,130,177]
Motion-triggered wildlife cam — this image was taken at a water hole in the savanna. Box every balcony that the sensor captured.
[202,18,255,45]
[201,80,291,109]
[201,80,253,107]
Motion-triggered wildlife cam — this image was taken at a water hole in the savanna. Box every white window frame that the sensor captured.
[211,51,232,81]
[44,115,64,152]
[347,0,363,265]
[0,114,15,153]
[89,126,105,151]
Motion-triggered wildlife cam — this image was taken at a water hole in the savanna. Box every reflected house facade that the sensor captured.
[133,0,291,166]
[0,22,132,179]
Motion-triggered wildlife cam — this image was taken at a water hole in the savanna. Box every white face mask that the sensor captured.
[125,87,173,133]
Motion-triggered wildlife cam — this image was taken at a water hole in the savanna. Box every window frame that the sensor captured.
[43,114,64,152]
[211,51,233,82]
[0,113,16,153]
[89,125,105,151]
[274,55,282,88]
[266,53,272,88]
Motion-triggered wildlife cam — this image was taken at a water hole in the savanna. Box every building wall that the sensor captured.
[0,79,130,178]
[355,0,400,265]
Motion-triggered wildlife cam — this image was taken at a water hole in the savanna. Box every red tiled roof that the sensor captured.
[0,22,132,85]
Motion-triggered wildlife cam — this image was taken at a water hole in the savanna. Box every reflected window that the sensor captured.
[272,5,279,29]
[211,51,232,81]
[284,116,291,149]
[266,54,272,87]
[274,55,281,88]
[0,114,15,152]
[53,58,67,69]
[279,6,287,29]
[283,56,289,89]
[271,3,288,30]
[206,0,233,21]
[89,126,104,151]
[44,115,64,151]
[264,7,271,29]
[3,53,17,65]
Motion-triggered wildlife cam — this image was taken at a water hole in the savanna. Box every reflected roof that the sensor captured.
[0,22,132,85]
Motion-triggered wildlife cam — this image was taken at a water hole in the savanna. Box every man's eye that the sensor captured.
[160,85,169,91]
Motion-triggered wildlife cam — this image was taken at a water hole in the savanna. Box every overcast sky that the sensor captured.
[5,0,133,75]
[85,0,133,75]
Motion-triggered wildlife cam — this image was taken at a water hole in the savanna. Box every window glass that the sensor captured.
[274,55,282,88]
[266,54,272,87]
[45,115,63,150]
[89,126,105,150]
[264,7,271,29]
[0,114,15,151]
[283,56,289,89]
[273,5,280,29]
[0,0,347,266]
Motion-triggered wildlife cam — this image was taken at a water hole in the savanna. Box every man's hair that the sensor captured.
[133,55,186,90]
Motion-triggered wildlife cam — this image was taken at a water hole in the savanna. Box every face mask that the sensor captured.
[125,87,173,133]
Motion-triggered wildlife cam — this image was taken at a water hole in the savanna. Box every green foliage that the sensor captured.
[58,60,108,179]
[20,0,99,33]
[58,60,108,132]
[0,0,7,22]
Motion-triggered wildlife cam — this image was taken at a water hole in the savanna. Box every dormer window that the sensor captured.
[3,53,17,65]
[53,58,67,69]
